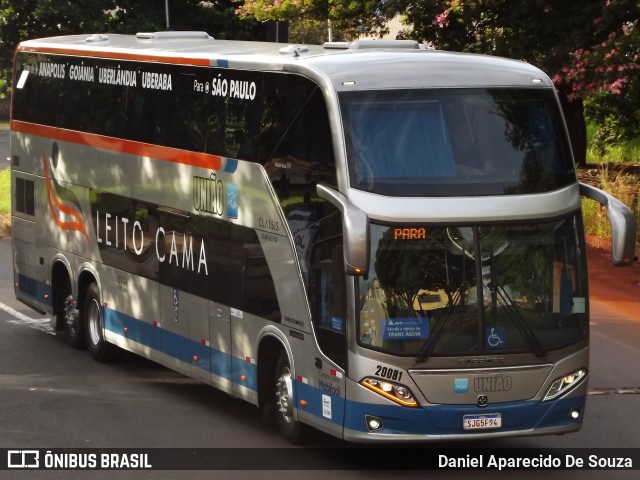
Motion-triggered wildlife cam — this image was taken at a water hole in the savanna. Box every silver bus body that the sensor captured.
[10,34,635,443]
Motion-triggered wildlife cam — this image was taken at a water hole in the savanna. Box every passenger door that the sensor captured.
[205,219,233,392]
[308,214,347,429]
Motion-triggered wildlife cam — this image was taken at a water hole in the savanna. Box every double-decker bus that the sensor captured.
[10,33,636,443]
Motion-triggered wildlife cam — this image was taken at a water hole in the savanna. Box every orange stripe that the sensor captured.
[17,44,212,67]
[13,120,222,171]
[43,152,89,238]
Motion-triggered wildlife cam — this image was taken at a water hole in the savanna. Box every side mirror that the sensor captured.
[579,182,637,266]
[316,185,369,275]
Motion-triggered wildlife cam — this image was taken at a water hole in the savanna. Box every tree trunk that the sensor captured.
[558,90,587,168]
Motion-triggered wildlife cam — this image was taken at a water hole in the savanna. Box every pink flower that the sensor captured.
[434,9,451,28]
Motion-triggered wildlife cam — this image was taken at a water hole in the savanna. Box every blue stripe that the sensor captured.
[103,307,256,391]
[215,59,229,68]
[104,308,161,351]
[296,380,345,426]
[231,356,258,391]
[223,158,238,173]
[15,273,52,307]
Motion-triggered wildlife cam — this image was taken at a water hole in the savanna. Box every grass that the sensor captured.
[586,124,640,164]
[581,136,640,251]
[0,169,10,238]
[586,138,640,164]
[581,169,639,223]
[0,169,9,214]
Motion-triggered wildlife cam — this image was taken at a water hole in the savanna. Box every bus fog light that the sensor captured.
[365,415,384,432]
[543,368,587,401]
[570,408,582,420]
[360,377,419,407]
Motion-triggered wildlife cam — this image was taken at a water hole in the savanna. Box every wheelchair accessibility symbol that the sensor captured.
[173,289,179,308]
[485,327,505,349]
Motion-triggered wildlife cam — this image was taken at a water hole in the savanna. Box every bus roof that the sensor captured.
[18,32,554,91]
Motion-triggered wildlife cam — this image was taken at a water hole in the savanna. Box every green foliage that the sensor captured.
[0,0,110,96]
[237,0,399,40]
[288,19,333,44]
[586,123,640,164]
[0,168,10,214]
[581,167,639,251]
[107,0,260,40]
[584,85,640,155]
[581,198,610,238]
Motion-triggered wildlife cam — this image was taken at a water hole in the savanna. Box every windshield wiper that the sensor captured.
[488,253,547,358]
[416,248,470,364]
[415,283,466,364]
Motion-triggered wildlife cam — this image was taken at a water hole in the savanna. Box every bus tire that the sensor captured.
[84,283,114,362]
[64,291,85,350]
[55,276,71,331]
[274,351,308,444]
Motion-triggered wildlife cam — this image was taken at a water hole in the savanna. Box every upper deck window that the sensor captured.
[340,88,575,196]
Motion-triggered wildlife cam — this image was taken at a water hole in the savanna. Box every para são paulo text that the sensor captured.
[439,454,633,470]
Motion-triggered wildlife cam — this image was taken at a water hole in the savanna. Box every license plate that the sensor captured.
[463,413,502,430]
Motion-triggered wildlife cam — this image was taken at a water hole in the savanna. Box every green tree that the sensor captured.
[571,19,640,151]
[237,0,397,41]
[108,0,260,39]
[0,0,110,96]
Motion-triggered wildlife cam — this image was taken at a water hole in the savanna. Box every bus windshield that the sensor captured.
[357,214,588,358]
[340,88,575,196]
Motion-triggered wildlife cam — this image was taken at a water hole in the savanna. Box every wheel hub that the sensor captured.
[276,367,294,424]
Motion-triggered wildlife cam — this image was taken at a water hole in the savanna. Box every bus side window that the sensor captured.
[261,75,337,205]
[206,69,262,161]
[228,224,281,322]
[242,242,281,321]
[163,69,208,152]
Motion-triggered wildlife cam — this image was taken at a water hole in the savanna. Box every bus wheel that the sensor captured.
[84,283,114,362]
[64,292,85,349]
[274,352,308,444]
[55,276,71,331]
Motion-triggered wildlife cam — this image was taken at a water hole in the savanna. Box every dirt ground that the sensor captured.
[586,235,639,319]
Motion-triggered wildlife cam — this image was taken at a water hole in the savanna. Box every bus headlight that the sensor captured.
[543,368,587,402]
[360,377,419,407]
